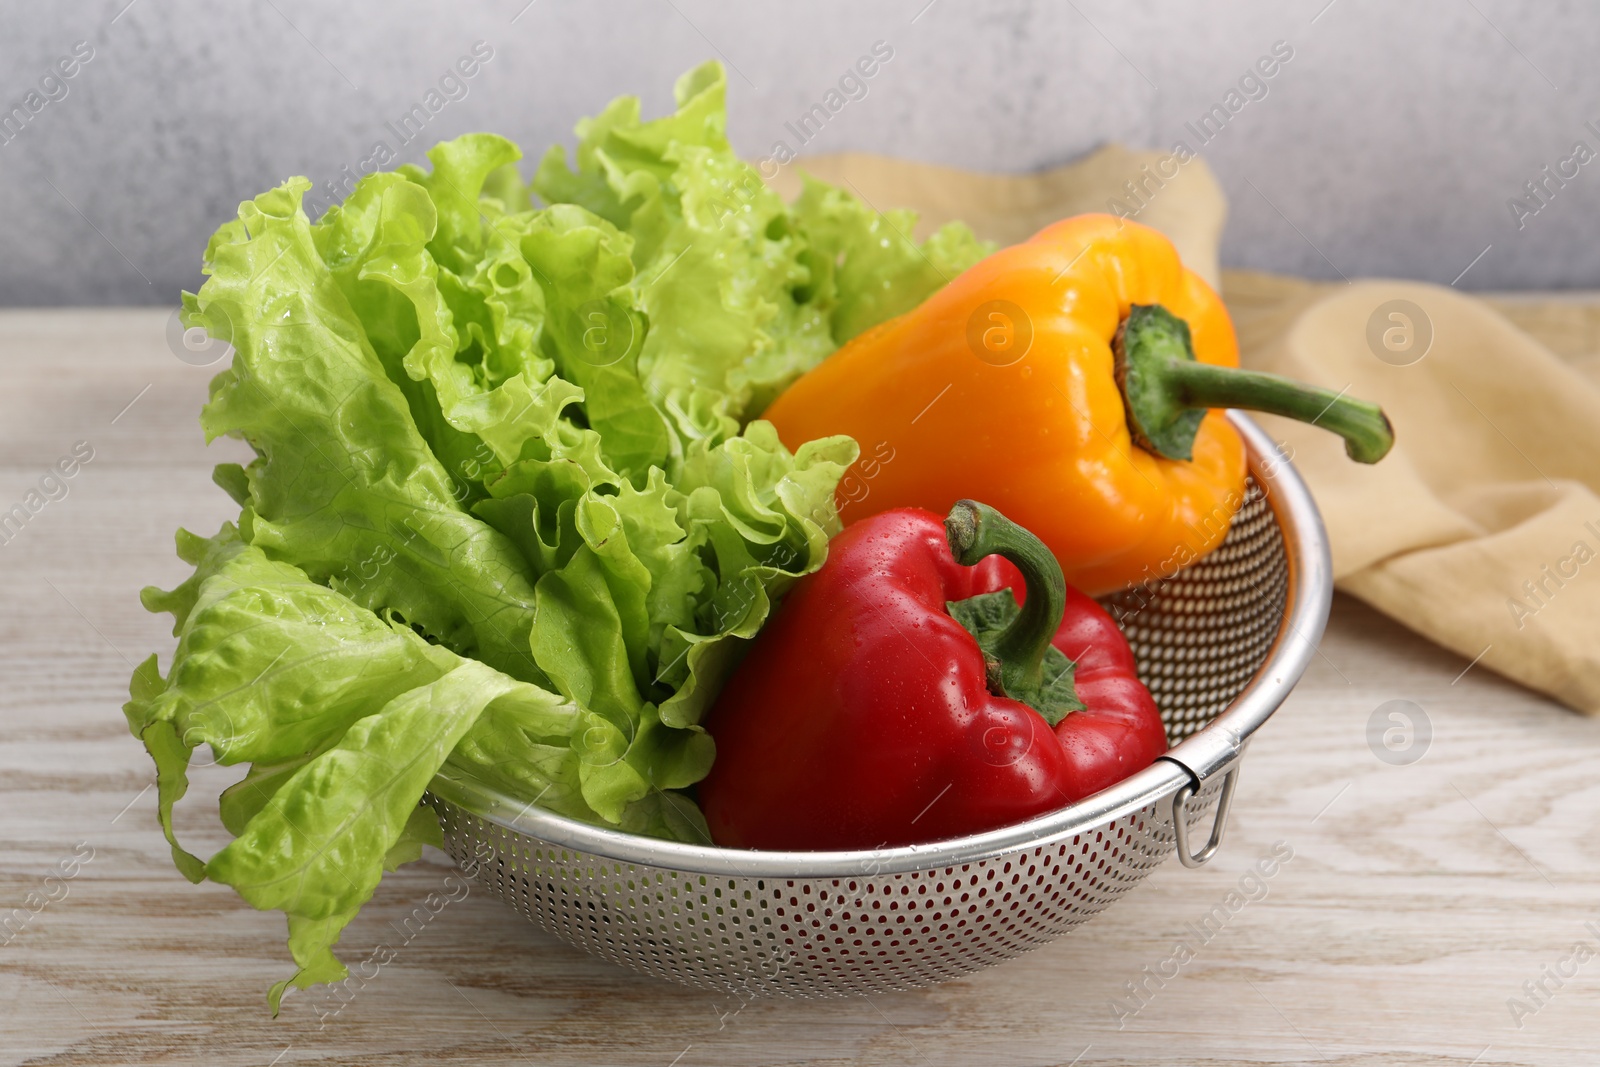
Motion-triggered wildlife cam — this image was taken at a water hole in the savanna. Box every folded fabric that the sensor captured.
[767,147,1600,714]
[1227,272,1600,713]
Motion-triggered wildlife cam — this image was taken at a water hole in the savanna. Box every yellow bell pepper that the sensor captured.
[764,214,1391,595]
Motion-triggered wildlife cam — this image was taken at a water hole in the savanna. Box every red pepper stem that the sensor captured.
[944,500,1067,699]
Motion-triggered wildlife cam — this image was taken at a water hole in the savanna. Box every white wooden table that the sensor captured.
[3,309,1597,1066]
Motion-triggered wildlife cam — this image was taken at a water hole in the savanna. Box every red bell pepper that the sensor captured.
[701,500,1168,850]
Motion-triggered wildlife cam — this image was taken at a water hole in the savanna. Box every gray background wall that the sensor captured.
[1,0,1594,305]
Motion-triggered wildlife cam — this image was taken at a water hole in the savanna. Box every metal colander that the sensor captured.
[424,413,1332,997]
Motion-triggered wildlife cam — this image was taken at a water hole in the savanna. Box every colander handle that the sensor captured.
[1169,765,1239,868]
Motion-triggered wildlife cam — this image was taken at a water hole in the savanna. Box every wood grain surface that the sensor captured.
[3,309,1598,1066]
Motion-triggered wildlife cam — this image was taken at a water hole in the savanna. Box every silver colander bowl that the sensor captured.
[424,412,1332,997]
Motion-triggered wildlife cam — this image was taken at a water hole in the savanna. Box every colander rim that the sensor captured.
[426,412,1333,879]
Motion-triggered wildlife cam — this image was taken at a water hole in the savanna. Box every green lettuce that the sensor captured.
[531,61,993,431]
[129,59,990,1008]
[789,174,995,343]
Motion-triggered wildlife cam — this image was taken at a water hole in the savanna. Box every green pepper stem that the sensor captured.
[1162,359,1395,464]
[944,500,1067,698]
[1114,303,1394,464]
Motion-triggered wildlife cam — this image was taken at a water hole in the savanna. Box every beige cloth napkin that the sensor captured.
[769,147,1600,714]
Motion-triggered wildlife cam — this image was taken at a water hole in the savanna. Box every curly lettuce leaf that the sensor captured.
[192,178,548,683]
[209,657,540,1011]
[789,173,994,344]
[652,423,857,729]
[311,172,494,506]
[522,424,855,820]
[127,528,492,886]
[128,529,702,1005]
[534,62,833,443]
[519,205,670,481]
